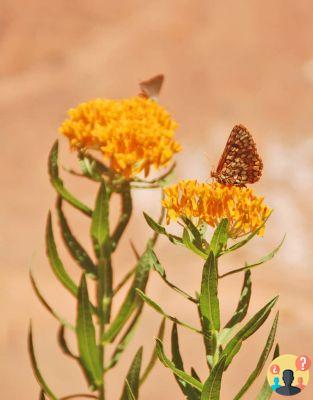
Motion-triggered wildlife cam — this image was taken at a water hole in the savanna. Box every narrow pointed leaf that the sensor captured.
[199,252,220,355]
[30,270,75,330]
[210,219,229,256]
[149,248,197,303]
[125,380,136,400]
[234,312,279,400]
[102,245,153,343]
[57,198,97,278]
[140,317,166,385]
[171,324,201,400]
[191,368,201,382]
[257,344,280,400]
[220,235,285,278]
[120,347,143,400]
[57,325,77,359]
[76,275,103,387]
[143,212,183,245]
[91,181,110,255]
[156,339,203,392]
[111,182,132,252]
[46,212,78,297]
[201,356,227,400]
[106,307,143,371]
[222,212,272,255]
[28,324,58,400]
[222,296,279,368]
[183,228,208,258]
[182,217,203,247]
[219,270,252,344]
[136,289,203,336]
[48,141,92,216]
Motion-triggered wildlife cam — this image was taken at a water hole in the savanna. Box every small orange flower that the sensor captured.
[59,96,181,178]
[162,181,271,238]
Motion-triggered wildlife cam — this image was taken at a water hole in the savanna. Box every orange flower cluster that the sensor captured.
[162,180,271,238]
[59,96,180,178]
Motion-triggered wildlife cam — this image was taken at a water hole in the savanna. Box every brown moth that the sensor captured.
[139,74,164,100]
[211,124,263,186]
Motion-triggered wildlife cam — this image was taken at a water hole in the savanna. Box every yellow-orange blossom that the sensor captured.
[59,96,180,178]
[162,180,271,238]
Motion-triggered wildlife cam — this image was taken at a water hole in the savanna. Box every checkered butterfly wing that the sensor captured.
[212,124,263,186]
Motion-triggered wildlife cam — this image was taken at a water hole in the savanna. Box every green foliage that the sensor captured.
[30,140,168,400]
[144,213,281,399]
[120,347,143,400]
[156,339,203,392]
[28,324,58,400]
[48,141,92,216]
[76,274,103,387]
[201,356,226,400]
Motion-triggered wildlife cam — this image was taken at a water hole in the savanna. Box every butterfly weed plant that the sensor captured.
[138,178,284,399]
[29,75,180,400]
[29,75,284,400]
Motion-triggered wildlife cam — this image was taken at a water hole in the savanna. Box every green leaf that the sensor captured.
[102,245,153,343]
[111,181,132,252]
[56,198,97,278]
[156,339,203,392]
[222,296,279,368]
[201,356,227,400]
[257,344,280,400]
[46,212,78,297]
[48,141,92,216]
[221,212,272,255]
[28,324,58,400]
[199,252,220,355]
[76,275,103,387]
[57,325,77,359]
[106,307,143,371]
[120,347,143,400]
[210,219,229,256]
[171,324,201,400]
[191,368,201,382]
[78,153,110,181]
[125,380,136,400]
[149,248,197,303]
[183,228,208,259]
[91,181,110,256]
[234,312,279,400]
[143,212,183,245]
[30,270,75,331]
[220,235,285,278]
[219,270,252,344]
[183,217,203,247]
[140,317,166,385]
[136,289,203,336]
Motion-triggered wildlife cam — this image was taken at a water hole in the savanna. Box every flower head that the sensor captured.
[59,96,181,178]
[162,180,271,238]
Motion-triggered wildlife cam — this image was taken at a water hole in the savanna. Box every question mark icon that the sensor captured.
[270,364,280,374]
[296,355,311,371]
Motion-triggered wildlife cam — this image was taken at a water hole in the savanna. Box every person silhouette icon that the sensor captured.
[296,376,306,390]
[271,377,281,391]
[275,369,301,396]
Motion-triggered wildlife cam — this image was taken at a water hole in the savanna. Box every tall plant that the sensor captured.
[139,180,284,399]
[29,76,180,400]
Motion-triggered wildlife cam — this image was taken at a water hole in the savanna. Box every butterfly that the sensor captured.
[139,74,164,100]
[211,124,263,186]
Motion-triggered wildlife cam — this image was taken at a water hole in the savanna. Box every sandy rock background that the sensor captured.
[1,1,313,399]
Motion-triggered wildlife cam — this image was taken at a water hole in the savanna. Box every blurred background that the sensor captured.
[1,1,313,398]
